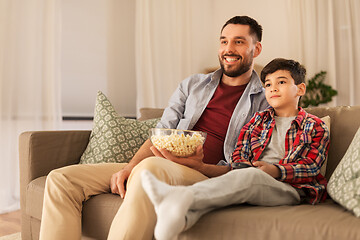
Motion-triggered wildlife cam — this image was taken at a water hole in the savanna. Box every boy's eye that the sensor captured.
[265,83,271,88]
[279,80,286,84]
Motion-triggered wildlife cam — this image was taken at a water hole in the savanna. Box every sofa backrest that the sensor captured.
[305,106,360,179]
[139,105,360,180]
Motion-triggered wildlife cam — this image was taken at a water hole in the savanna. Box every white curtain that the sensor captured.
[287,0,360,106]
[0,0,62,214]
[135,0,216,115]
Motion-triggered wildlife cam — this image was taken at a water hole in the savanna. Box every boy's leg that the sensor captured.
[107,157,208,240]
[141,167,300,239]
[185,167,300,227]
[191,167,300,209]
[141,170,196,240]
[40,163,126,240]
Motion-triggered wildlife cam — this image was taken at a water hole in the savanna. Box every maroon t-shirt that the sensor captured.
[192,81,247,164]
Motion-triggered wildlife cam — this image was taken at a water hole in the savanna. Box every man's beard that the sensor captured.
[219,52,253,78]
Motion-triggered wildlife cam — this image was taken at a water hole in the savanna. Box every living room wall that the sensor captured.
[59,0,304,118]
[61,0,136,118]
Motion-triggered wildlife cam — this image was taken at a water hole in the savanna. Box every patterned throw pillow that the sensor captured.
[320,116,330,176]
[327,127,360,217]
[80,91,160,164]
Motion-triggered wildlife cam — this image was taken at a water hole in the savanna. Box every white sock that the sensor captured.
[141,170,194,240]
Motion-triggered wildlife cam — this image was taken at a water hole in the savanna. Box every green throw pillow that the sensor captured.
[327,127,360,217]
[80,91,160,164]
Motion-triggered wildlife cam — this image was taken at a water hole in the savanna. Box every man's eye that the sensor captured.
[236,41,243,44]
[221,40,227,45]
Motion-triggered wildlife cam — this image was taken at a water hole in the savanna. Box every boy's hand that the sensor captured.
[150,145,205,171]
[252,161,281,179]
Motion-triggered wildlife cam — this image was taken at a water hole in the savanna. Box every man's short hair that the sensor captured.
[260,58,306,85]
[221,16,263,42]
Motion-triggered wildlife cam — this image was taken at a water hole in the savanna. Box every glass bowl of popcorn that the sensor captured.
[149,128,207,157]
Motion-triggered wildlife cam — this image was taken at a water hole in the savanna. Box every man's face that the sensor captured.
[218,24,258,78]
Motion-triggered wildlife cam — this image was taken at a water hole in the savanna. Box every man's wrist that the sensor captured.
[198,163,231,178]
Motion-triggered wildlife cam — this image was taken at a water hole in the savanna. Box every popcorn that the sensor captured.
[150,130,206,157]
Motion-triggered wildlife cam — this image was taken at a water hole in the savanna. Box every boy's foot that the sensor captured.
[141,170,194,240]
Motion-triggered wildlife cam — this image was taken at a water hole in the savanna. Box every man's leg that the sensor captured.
[107,157,208,240]
[40,163,126,240]
[142,167,300,240]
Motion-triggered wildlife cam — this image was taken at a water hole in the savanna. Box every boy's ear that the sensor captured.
[297,83,306,96]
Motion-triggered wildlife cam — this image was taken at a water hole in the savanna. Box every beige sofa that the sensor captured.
[19,106,360,240]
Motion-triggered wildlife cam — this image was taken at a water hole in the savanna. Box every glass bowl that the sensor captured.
[149,128,207,157]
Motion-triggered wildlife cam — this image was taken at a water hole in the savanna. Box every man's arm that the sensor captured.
[110,139,154,198]
[110,76,195,197]
[151,146,230,178]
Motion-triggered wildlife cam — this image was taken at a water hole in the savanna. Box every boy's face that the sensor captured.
[264,70,306,116]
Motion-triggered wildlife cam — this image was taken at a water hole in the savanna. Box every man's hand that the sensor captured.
[252,161,281,179]
[150,145,205,172]
[110,167,132,198]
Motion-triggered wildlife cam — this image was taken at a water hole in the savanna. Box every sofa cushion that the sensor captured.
[305,106,360,180]
[179,200,360,239]
[80,91,160,164]
[138,107,164,121]
[327,127,360,217]
[26,175,123,240]
[82,194,123,240]
[26,175,360,240]
[320,115,330,176]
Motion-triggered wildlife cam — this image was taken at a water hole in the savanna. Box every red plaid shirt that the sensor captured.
[231,107,330,204]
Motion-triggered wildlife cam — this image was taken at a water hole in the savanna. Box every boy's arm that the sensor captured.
[274,121,330,184]
[231,112,262,166]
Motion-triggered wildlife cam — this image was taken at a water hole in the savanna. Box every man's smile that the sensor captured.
[223,55,241,63]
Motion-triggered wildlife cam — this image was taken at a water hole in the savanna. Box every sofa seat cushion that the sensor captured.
[26,176,360,240]
[82,193,123,240]
[25,177,124,218]
[26,176,124,240]
[180,200,360,240]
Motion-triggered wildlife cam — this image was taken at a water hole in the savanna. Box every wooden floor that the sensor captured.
[0,210,21,237]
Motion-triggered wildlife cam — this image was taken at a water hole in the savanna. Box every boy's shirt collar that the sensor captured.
[264,107,308,129]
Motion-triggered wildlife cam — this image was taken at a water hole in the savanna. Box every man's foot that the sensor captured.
[141,170,194,240]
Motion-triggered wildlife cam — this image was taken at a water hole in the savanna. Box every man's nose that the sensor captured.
[225,42,236,53]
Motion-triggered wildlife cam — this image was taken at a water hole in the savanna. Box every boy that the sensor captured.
[141,58,330,240]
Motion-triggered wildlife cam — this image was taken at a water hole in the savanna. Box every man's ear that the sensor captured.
[253,42,262,58]
[297,83,306,96]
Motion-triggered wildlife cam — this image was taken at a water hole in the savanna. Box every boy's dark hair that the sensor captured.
[221,16,263,42]
[260,58,306,85]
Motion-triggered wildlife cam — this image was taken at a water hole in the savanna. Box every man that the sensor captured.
[141,58,330,240]
[39,16,269,240]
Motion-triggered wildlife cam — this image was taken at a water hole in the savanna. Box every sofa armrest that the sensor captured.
[19,130,91,239]
[19,130,91,203]
[19,130,91,181]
